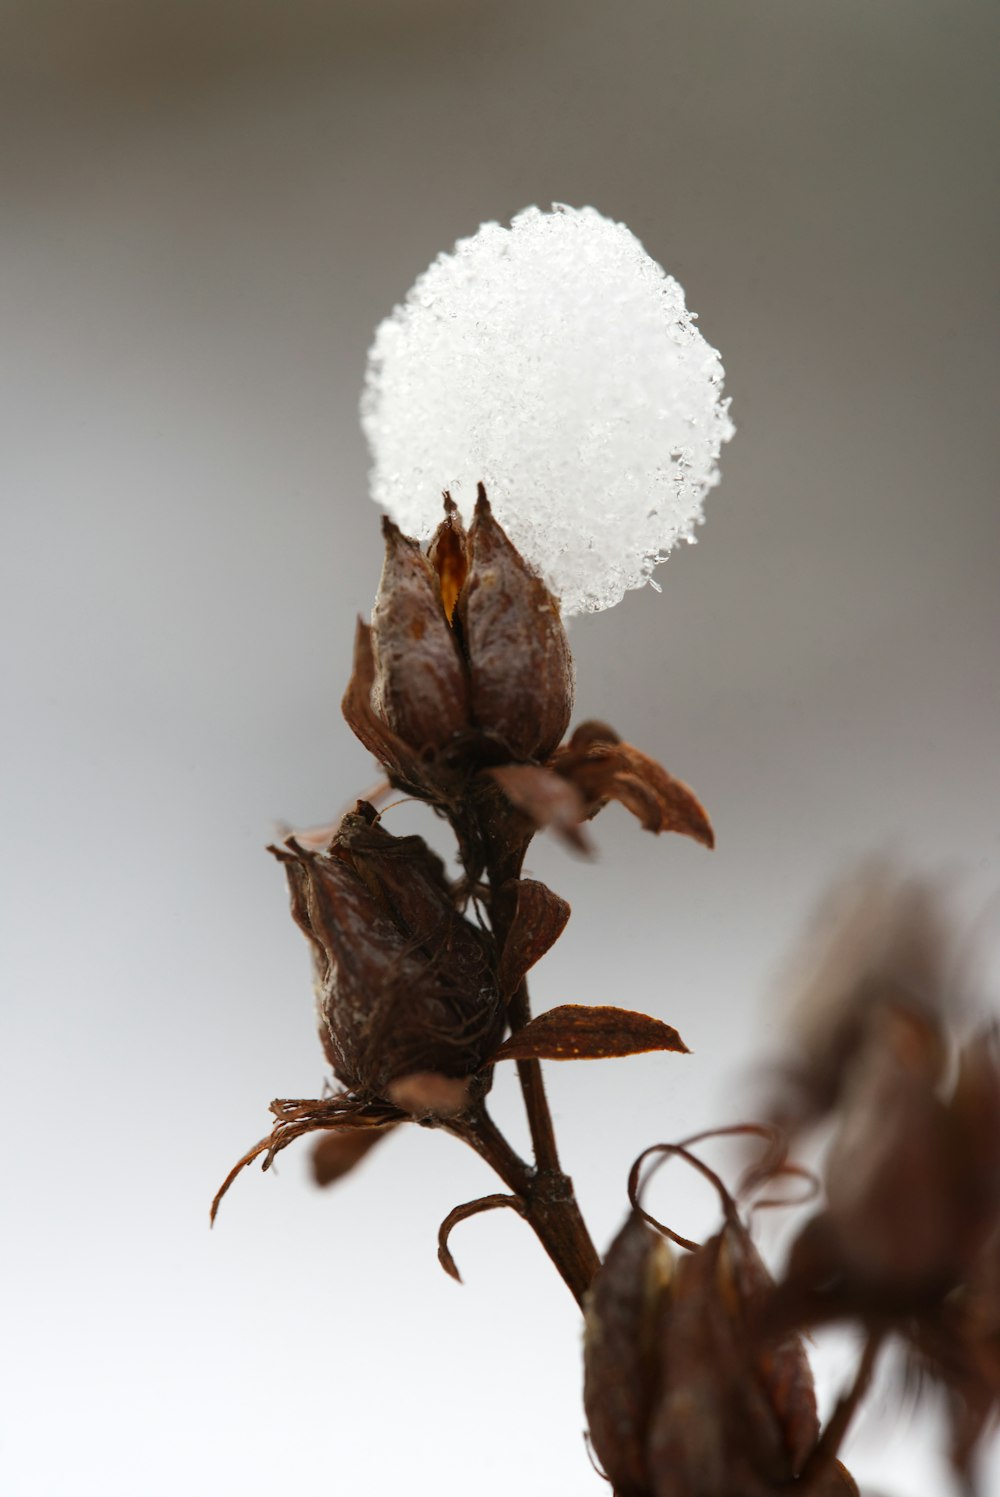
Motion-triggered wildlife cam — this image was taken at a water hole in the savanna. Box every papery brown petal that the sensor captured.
[488,763,589,852]
[341,618,429,790]
[487,1004,688,1064]
[311,1127,392,1187]
[496,878,571,999]
[370,518,469,753]
[584,1212,673,1497]
[428,493,469,623]
[437,1193,528,1283]
[459,486,574,760]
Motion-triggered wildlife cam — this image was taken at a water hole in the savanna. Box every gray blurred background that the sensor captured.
[3,2,999,1494]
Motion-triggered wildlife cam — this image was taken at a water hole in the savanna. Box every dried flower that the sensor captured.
[584,1143,858,1496]
[273,801,503,1102]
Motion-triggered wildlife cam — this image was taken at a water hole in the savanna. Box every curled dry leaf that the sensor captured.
[211,1093,402,1223]
[487,1004,688,1065]
[437,1193,528,1283]
[553,722,714,848]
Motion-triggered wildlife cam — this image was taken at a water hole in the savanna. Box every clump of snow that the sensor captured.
[361,204,733,615]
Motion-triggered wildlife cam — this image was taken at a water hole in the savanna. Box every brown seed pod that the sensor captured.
[272,807,503,1100]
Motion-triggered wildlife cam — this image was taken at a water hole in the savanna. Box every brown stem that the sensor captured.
[508,980,562,1173]
[453,1105,600,1307]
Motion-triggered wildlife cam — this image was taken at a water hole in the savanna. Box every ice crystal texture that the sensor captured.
[361,205,733,615]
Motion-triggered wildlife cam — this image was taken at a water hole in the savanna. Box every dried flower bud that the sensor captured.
[273,804,503,1100]
[585,1202,842,1496]
[370,517,470,753]
[458,487,574,761]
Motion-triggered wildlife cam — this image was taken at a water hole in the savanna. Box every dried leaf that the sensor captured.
[487,763,589,852]
[553,723,714,848]
[487,1004,688,1064]
[496,877,571,999]
[437,1193,527,1282]
[311,1127,392,1187]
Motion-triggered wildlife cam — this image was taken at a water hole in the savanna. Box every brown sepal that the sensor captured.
[486,1004,688,1065]
[341,618,430,793]
[459,485,574,761]
[584,1211,673,1497]
[496,877,571,999]
[370,517,470,754]
[554,722,714,848]
[437,1193,528,1283]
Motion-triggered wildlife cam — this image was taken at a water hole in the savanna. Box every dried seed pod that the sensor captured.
[459,486,574,761]
[370,517,470,753]
[273,808,503,1099]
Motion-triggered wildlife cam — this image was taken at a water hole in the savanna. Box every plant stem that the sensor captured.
[456,1105,600,1307]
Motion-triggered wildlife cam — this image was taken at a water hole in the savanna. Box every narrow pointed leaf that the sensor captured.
[487,1004,688,1064]
[437,1193,527,1282]
[497,878,571,998]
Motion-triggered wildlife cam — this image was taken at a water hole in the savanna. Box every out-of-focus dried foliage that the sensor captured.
[758,868,1000,1489]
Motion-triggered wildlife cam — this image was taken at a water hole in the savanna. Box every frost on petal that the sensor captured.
[361,204,734,616]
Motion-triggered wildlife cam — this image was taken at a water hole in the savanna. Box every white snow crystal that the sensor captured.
[361,204,733,615]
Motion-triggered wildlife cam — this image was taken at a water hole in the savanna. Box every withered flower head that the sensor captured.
[758,870,1000,1488]
[584,1143,857,1497]
[273,800,504,1105]
[346,486,574,801]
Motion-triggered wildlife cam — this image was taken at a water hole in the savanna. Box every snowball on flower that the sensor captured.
[360,204,734,616]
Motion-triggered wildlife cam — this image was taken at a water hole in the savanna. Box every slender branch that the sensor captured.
[508,979,562,1174]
